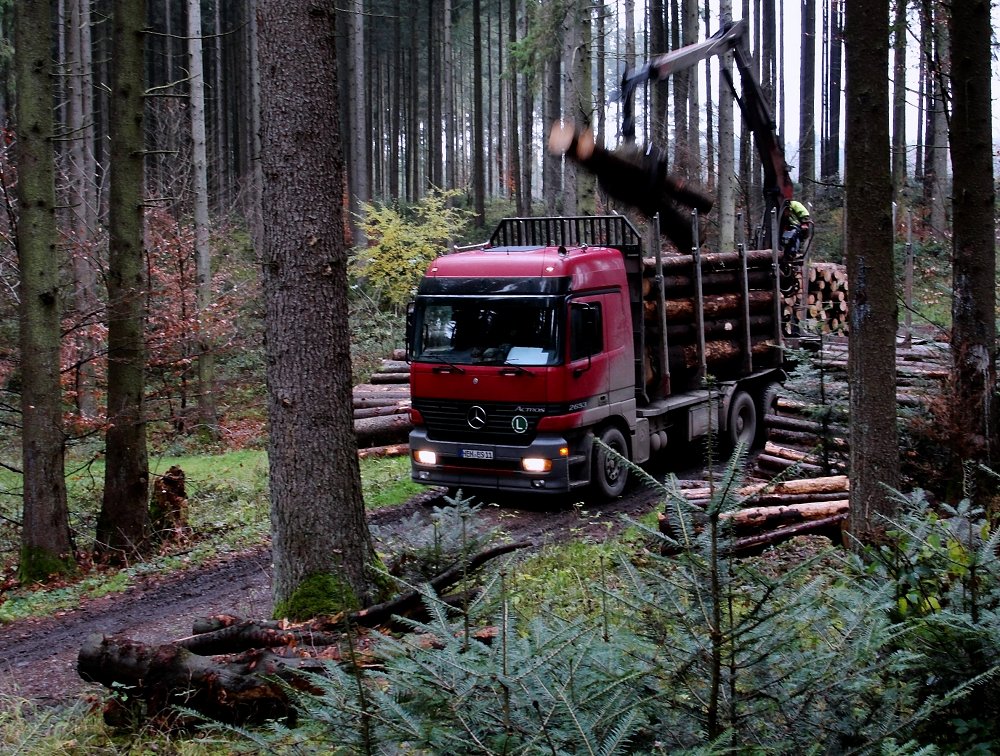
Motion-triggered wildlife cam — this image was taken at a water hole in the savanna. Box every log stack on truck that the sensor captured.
[407,19,813,498]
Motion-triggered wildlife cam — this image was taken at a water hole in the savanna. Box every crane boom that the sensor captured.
[621,20,795,250]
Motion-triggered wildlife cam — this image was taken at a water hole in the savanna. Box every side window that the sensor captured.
[569,301,603,361]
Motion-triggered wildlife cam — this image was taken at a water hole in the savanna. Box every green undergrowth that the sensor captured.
[0,450,418,624]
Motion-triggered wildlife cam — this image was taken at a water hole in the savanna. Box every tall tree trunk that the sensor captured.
[685,0,700,179]
[844,0,899,543]
[15,0,76,581]
[472,0,485,224]
[257,0,378,617]
[560,4,578,215]
[97,0,151,562]
[188,0,218,438]
[890,0,906,201]
[947,0,997,501]
[508,0,522,212]
[649,0,668,147]
[348,0,368,245]
[702,0,714,190]
[821,0,843,185]
[66,0,100,419]
[443,0,455,190]
[718,0,736,251]
[542,44,561,213]
[927,1,949,239]
[519,0,533,214]
[798,0,816,204]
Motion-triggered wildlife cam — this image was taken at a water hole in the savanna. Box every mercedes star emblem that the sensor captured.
[467,405,488,430]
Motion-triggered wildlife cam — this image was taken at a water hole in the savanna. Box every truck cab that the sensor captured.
[408,217,639,496]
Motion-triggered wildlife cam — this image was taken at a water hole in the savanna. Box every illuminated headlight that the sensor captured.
[521,457,552,473]
[414,450,438,466]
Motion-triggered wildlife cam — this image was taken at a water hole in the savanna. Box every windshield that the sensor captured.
[413,297,562,366]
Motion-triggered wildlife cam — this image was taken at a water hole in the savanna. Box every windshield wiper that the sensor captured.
[418,354,466,373]
[500,361,532,375]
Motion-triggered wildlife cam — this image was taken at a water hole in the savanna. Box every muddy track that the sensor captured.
[0,484,670,706]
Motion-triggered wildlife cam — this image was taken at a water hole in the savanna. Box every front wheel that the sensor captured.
[593,426,629,499]
[727,390,757,450]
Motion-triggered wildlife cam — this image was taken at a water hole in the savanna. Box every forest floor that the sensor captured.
[0,482,671,708]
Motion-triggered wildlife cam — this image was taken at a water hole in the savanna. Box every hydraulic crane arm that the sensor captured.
[621,20,795,246]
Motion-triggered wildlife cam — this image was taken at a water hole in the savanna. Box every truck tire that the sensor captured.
[727,390,757,449]
[594,426,629,499]
[756,381,782,446]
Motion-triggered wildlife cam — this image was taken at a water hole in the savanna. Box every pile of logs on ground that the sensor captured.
[78,541,529,726]
[658,474,850,554]
[756,337,949,478]
[353,353,412,454]
[784,262,849,335]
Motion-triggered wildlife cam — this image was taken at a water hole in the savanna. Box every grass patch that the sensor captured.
[0,450,419,625]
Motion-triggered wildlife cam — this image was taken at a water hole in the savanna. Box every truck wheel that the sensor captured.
[727,390,757,449]
[756,382,782,446]
[594,427,629,499]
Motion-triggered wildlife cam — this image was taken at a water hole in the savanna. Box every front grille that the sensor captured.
[415,399,547,445]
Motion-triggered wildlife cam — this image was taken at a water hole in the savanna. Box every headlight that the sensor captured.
[521,457,552,473]
[414,449,438,465]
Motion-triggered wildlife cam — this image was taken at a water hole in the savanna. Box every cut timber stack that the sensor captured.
[754,338,949,478]
[658,474,850,554]
[640,248,783,392]
[786,262,849,335]
[353,357,411,453]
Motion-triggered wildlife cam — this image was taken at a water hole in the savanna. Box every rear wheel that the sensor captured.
[756,382,782,446]
[593,426,629,499]
[727,390,757,449]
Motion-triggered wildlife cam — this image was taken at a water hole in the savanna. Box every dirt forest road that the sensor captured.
[0,482,671,707]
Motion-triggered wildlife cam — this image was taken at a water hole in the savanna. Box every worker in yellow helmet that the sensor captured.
[781,199,813,259]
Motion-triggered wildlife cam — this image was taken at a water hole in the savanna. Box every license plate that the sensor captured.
[460,449,494,460]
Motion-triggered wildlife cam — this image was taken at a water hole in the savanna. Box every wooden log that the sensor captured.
[764,412,848,437]
[357,443,410,460]
[353,404,410,420]
[78,635,309,725]
[660,499,848,534]
[369,372,410,384]
[376,359,410,373]
[646,290,776,322]
[755,453,824,476]
[644,268,774,296]
[668,338,777,370]
[355,413,412,447]
[677,474,849,501]
[666,314,776,343]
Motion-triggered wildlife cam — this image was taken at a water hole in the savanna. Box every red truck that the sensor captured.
[407,20,804,497]
[406,215,789,497]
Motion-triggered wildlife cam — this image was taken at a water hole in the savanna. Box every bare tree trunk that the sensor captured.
[890,0,907,201]
[443,0,455,190]
[508,0,522,211]
[519,0,534,213]
[472,0,485,224]
[844,0,899,543]
[821,0,843,185]
[560,3,578,214]
[799,0,816,204]
[188,0,218,439]
[685,0,700,179]
[649,0,668,148]
[927,1,949,239]
[947,0,997,504]
[97,0,151,562]
[542,46,561,213]
[718,0,736,251]
[348,0,368,246]
[15,0,76,581]
[257,0,378,617]
[66,0,100,419]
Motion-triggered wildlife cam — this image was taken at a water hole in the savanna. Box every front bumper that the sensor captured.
[408,428,581,494]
